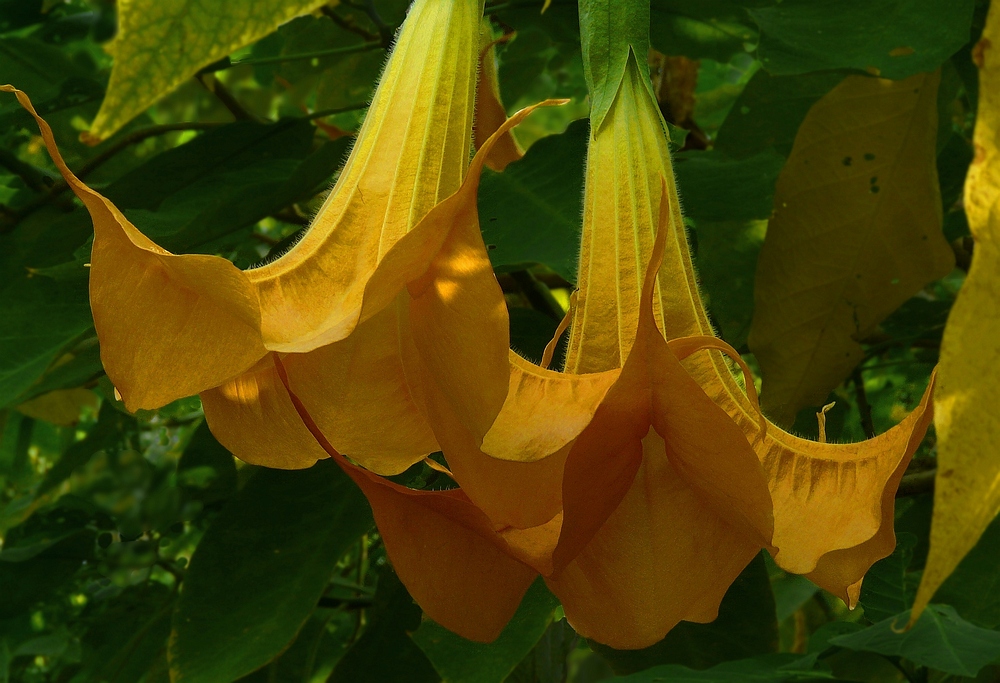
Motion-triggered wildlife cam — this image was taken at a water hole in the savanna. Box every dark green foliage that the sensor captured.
[0,0,988,681]
[413,579,560,683]
[480,119,588,282]
[170,460,373,683]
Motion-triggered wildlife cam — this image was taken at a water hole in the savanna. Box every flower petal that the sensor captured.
[200,354,327,470]
[201,299,440,474]
[481,353,620,463]
[341,459,538,643]
[551,47,936,587]
[274,358,537,643]
[547,431,763,649]
[249,0,484,352]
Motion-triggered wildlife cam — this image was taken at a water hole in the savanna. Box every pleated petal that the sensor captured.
[2,0,486,408]
[341,459,538,643]
[248,0,484,352]
[284,299,439,474]
[554,51,936,591]
[0,86,267,412]
[482,353,619,463]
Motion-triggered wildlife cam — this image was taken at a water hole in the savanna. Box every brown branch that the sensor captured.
[321,6,380,42]
[196,73,256,121]
[852,367,876,439]
[5,122,221,227]
[896,469,936,498]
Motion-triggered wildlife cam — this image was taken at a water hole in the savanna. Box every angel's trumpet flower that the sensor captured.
[4,0,507,474]
[363,49,937,647]
[271,52,776,649]
[552,51,936,604]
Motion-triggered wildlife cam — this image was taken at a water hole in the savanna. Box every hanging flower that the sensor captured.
[6,0,521,475]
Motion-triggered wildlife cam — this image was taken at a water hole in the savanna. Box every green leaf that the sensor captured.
[693,219,766,348]
[412,578,559,683]
[933,515,1000,629]
[0,528,94,618]
[169,459,373,683]
[674,149,785,222]
[480,119,588,282]
[830,605,1000,678]
[610,654,837,682]
[593,553,778,674]
[505,618,578,683]
[236,612,354,683]
[38,402,136,495]
[86,0,331,141]
[70,584,174,683]
[579,0,651,131]
[750,0,976,80]
[650,0,757,62]
[715,70,844,159]
[769,573,818,623]
[0,37,103,134]
[176,421,238,506]
[748,71,952,425]
[0,269,93,408]
[857,533,917,624]
[329,568,438,683]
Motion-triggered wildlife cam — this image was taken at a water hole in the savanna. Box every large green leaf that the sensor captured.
[611,654,837,682]
[0,261,93,408]
[328,569,439,683]
[674,149,784,222]
[750,0,976,79]
[714,70,844,159]
[169,459,373,683]
[593,554,778,674]
[830,605,1000,678]
[933,515,1000,629]
[479,119,588,282]
[650,0,757,62]
[70,584,174,683]
[857,533,918,624]
[693,219,766,348]
[0,36,103,135]
[412,578,559,683]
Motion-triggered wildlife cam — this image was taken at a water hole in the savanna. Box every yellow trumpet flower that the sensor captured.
[5,0,512,475]
[532,51,935,607]
[319,51,936,648]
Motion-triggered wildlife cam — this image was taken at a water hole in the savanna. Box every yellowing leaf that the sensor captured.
[17,388,99,427]
[86,0,331,142]
[911,6,1000,624]
[749,71,954,426]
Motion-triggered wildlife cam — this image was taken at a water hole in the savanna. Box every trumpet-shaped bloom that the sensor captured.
[8,0,529,475]
[332,51,937,647]
[548,52,936,603]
